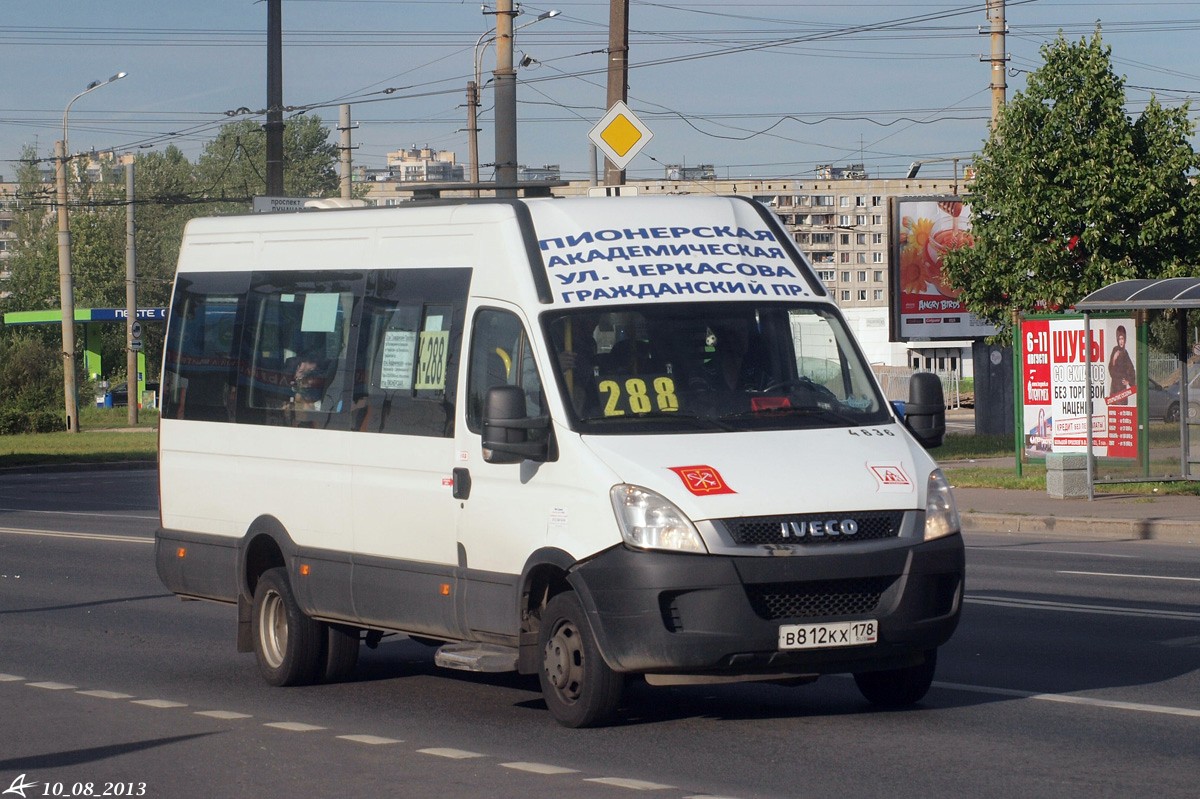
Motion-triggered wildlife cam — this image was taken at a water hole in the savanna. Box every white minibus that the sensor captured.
[156,195,963,727]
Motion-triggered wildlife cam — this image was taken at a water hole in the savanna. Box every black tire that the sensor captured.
[251,567,323,686]
[854,649,937,708]
[538,591,624,728]
[1166,402,1180,424]
[321,623,360,683]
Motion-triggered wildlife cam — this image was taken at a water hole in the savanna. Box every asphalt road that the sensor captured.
[0,469,1197,799]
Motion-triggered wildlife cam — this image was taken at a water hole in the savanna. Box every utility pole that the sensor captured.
[338,104,354,200]
[55,139,79,433]
[604,0,630,186]
[493,0,518,196]
[125,160,138,426]
[466,81,480,197]
[984,0,1008,127]
[265,0,284,195]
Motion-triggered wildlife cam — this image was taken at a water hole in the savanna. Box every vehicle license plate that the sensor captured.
[778,620,877,650]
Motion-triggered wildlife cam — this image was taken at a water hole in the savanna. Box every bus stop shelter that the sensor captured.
[1075,277,1200,489]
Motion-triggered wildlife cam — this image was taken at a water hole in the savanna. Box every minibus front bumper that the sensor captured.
[567,534,964,676]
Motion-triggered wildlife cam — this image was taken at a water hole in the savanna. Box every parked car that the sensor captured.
[110,381,159,408]
[1147,379,1180,423]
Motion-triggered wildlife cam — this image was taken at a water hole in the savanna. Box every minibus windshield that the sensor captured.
[542,302,892,434]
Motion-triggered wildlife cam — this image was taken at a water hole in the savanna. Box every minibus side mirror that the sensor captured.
[904,372,946,449]
[482,385,551,464]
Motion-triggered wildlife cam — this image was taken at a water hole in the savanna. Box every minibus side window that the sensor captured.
[352,268,469,437]
[241,271,361,430]
[162,272,248,422]
[465,309,544,433]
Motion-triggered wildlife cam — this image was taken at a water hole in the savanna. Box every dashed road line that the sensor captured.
[338,734,403,745]
[265,721,326,732]
[586,777,676,791]
[78,689,133,699]
[132,698,188,708]
[196,710,252,720]
[418,747,486,759]
[5,675,734,796]
[502,762,580,775]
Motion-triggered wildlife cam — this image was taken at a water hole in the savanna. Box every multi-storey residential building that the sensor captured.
[385,147,465,182]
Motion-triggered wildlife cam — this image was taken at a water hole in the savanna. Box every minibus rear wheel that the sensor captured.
[252,567,322,686]
[853,648,937,707]
[538,591,624,728]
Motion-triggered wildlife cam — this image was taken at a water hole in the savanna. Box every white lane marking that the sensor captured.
[1057,570,1200,583]
[502,762,579,775]
[78,690,133,699]
[338,734,403,745]
[265,721,325,732]
[584,777,676,790]
[27,681,76,690]
[966,546,1138,559]
[196,710,252,720]
[935,681,1200,719]
[132,699,187,708]
[0,507,158,521]
[0,527,150,544]
[966,595,1200,621]
[418,748,485,759]
[0,674,26,682]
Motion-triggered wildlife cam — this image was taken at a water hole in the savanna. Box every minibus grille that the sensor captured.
[724,511,903,545]
[746,576,895,621]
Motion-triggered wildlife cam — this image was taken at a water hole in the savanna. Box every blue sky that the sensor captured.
[2,1,1197,184]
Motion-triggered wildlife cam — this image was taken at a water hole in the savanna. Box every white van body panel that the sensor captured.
[580,424,929,522]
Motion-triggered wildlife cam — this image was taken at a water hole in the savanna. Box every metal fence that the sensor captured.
[871,365,963,408]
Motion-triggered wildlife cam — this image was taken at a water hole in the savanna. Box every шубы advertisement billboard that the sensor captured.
[889,197,999,341]
[1020,315,1138,459]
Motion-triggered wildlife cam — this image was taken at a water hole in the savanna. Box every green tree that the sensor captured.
[194,114,339,212]
[941,30,1200,338]
[2,146,58,313]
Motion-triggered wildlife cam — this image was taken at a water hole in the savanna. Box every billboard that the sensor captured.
[1020,315,1138,459]
[889,197,999,341]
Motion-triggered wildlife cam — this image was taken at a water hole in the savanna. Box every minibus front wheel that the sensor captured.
[538,591,624,728]
[853,648,937,707]
[252,567,322,686]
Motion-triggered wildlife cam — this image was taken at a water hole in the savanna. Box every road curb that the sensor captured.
[961,511,1199,545]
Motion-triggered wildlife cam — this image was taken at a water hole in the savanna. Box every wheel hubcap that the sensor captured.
[259,589,287,668]
[544,620,584,701]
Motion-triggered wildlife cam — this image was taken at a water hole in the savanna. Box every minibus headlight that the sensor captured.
[610,484,708,554]
[924,469,961,541]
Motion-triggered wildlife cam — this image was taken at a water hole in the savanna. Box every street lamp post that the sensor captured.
[470,7,558,197]
[904,157,968,194]
[56,71,127,433]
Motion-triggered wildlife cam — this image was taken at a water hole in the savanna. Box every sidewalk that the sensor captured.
[941,407,1199,543]
[951,483,1200,544]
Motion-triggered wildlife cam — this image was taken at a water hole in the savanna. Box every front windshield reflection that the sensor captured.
[542,302,891,433]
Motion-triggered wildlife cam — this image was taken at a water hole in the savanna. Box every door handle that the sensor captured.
[452,467,471,500]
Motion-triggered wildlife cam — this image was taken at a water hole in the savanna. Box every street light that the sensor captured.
[56,71,127,432]
[904,156,969,194]
[469,8,558,196]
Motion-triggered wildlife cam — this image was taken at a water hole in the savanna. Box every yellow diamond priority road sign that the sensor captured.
[589,101,653,171]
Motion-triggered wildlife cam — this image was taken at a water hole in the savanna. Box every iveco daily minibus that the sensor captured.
[155,195,964,727]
